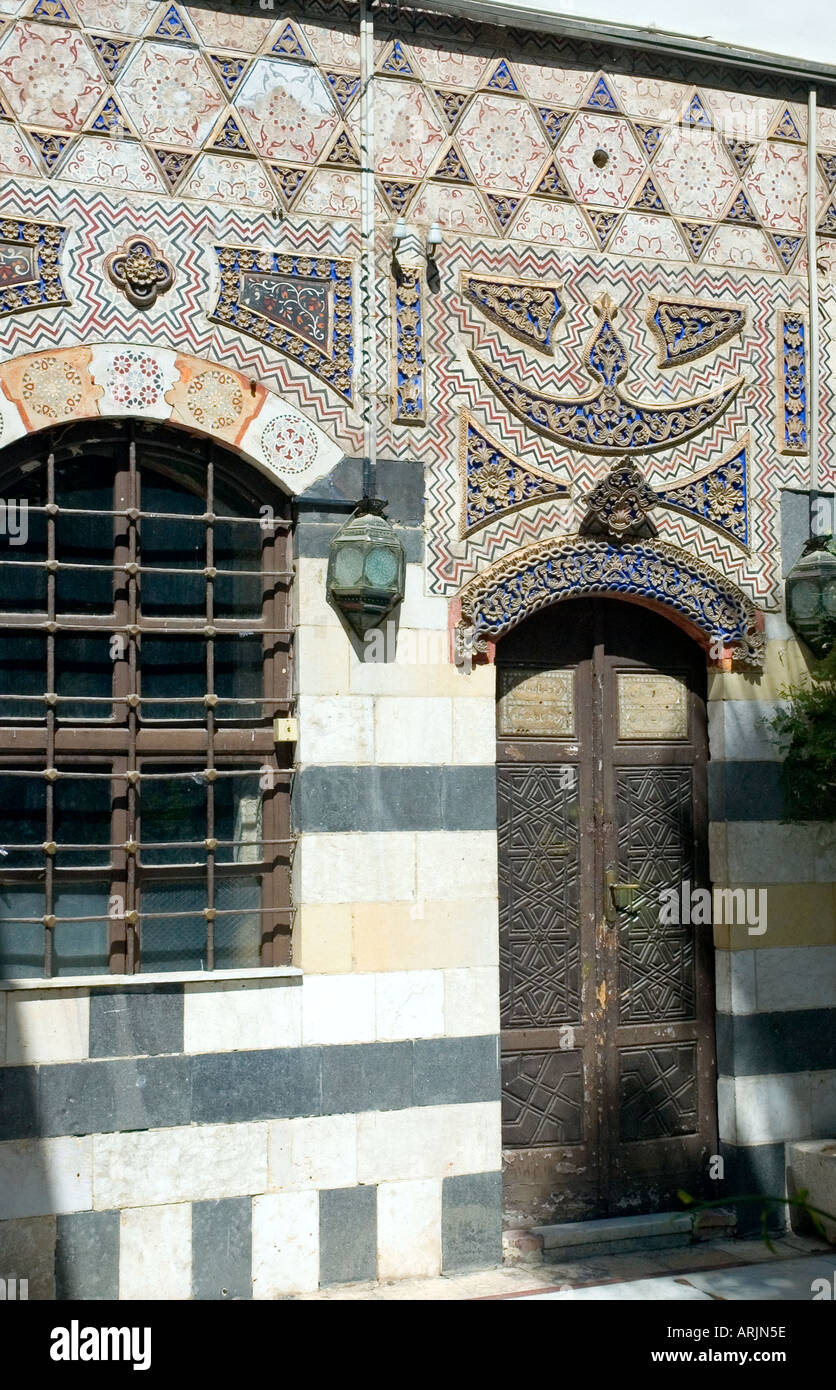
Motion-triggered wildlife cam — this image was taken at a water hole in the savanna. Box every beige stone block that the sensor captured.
[252,1191,318,1297]
[294,557,336,630]
[4,989,89,1065]
[348,650,495,698]
[182,978,302,1054]
[0,1138,92,1219]
[708,640,815,702]
[295,624,351,697]
[294,832,416,904]
[297,694,375,764]
[714,884,836,949]
[120,1204,191,1300]
[374,696,453,764]
[400,564,450,630]
[0,1215,56,1298]
[356,1102,502,1184]
[444,967,500,1036]
[301,971,376,1044]
[377,1179,442,1279]
[452,698,497,764]
[292,904,354,973]
[351,899,499,973]
[93,1124,268,1210]
[415,831,498,902]
[268,1114,357,1191]
[375,969,445,1040]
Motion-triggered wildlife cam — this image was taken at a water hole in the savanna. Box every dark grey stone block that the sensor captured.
[719,1143,787,1234]
[295,519,423,562]
[292,766,498,833]
[89,984,183,1058]
[296,456,425,525]
[716,1009,836,1077]
[55,1210,119,1299]
[192,1198,252,1301]
[708,762,784,821]
[0,1066,39,1141]
[319,1186,377,1286]
[442,1171,502,1272]
[38,1055,191,1137]
[413,1036,501,1107]
[442,767,497,830]
[779,488,836,579]
[321,1042,413,1115]
[191,1047,321,1124]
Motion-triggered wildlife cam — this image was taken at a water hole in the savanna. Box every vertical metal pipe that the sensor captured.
[359,0,377,500]
[807,86,820,493]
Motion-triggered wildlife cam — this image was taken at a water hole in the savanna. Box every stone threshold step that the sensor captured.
[505,1209,736,1264]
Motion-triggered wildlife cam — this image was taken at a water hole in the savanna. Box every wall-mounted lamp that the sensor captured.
[426,222,443,258]
[785,534,836,657]
[326,497,406,636]
[390,220,443,288]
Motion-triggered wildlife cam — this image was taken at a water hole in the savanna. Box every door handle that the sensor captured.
[604,865,642,924]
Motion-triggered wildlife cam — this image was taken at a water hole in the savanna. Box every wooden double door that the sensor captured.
[497,599,717,1225]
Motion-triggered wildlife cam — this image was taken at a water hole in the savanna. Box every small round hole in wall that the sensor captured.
[592,148,609,169]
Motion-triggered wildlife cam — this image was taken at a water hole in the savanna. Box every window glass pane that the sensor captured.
[215,635,263,720]
[140,474,205,616]
[140,767,206,866]
[141,636,204,720]
[55,461,115,614]
[0,634,46,720]
[216,772,262,865]
[140,877,207,972]
[54,774,112,868]
[0,466,46,612]
[214,521,262,618]
[55,635,113,720]
[0,887,44,977]
[215,876,261,969]
[53,887,110,976]
[0,773,45,867]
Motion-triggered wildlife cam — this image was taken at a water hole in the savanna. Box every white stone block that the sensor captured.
[714,951,731,1015]
[810,1070,836,1133]
[443,967,500,1037]
[451,698,496,764]
[294,832,416,904]
[297,694,375,764]
[755,946,836,1013]
[182,979,302,1054]
[268,1114,357,1191]
[4,989,89,1065]
[0,1137,92,1219]
[120,1204,191,1300]
[375,970,445,1041]
[356,1102,501,1184]
[377,1179,442,1279]
[727,823,815,884]
[301,972,376,1044]
[374,697,453,764]
[415,832,498,902]
[348,648,495,698]
[707,702,725,761]
[728,951,757,1014]
[716,1076,737,1144]
[252,1191,318,1297]
[294,557,336,630]
[733,1074,812,1145]
[295,624,351,697]
[400,563,450,630]
[93,1124,268,1210]
[722,701,785,761]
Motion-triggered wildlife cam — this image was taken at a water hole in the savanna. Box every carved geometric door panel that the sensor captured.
[497,598,716,1226]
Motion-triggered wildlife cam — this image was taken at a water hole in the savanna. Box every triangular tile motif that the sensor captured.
[461,274,564,352]
[271,21,309,60]
[486,193,522,231]
[586,209,620,248]
[0,94,8,120]
[724,187,759,225]
[532,158,572,200]
[681,91,712,127]
[433,89,470,131]
[633,123,663,159]
[678,220,713,260]
[657,444,749,548]
[818,201,836,237]
[210,114,251,154]
[90,35,132,77]
[323,128,361,168]
[486,59,517,92]
[27,130,73,171]
[31,0,73,19]
[772,107,803,141]
[433,143,470,183]
[535,107,573,146]
[153,4,193,42]
[150,147,195,192]
[585,76,618,112]
[88,95,132,137]
[326,70,361,113]
[269,164,310,208]
[380,39,414,76]
[632,176,665,212]
[769,232,804,270]
[377,179,419,214]
[462,414,569,537]
[207,54,251,96]
[725,138,756,176]
[818,153,836,191]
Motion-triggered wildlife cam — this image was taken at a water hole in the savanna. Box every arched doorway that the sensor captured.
[497,597,717,1226]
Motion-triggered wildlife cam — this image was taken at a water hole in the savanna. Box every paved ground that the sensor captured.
[291,1233,835,1300]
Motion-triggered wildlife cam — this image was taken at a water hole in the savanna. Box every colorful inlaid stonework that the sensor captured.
[0,214,68,318]
[461,272,564,352]
[459,412,570,536]
[647,295,746,368]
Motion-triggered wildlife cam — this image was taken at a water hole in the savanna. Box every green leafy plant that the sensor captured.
[770,646,836,821]
[678,1189,836,1253]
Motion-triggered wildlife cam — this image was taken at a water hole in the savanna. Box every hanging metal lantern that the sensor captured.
[785,535,836,657]
[326,498,406,636]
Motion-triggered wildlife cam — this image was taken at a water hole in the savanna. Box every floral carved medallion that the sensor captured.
[104,236,175,310]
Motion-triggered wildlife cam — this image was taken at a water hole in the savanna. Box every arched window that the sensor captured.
[0,424,292,977]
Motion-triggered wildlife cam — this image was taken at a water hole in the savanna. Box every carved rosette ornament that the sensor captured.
[104,236,174,310]
[580,460,659,540]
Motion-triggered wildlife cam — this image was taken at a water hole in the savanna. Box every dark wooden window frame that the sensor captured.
[0,422,293,975]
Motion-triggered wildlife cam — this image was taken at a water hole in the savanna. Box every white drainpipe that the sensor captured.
[807,86,820,492]
[359,0,377,500]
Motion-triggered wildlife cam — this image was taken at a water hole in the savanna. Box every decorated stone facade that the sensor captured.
[0,0,833,1300]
